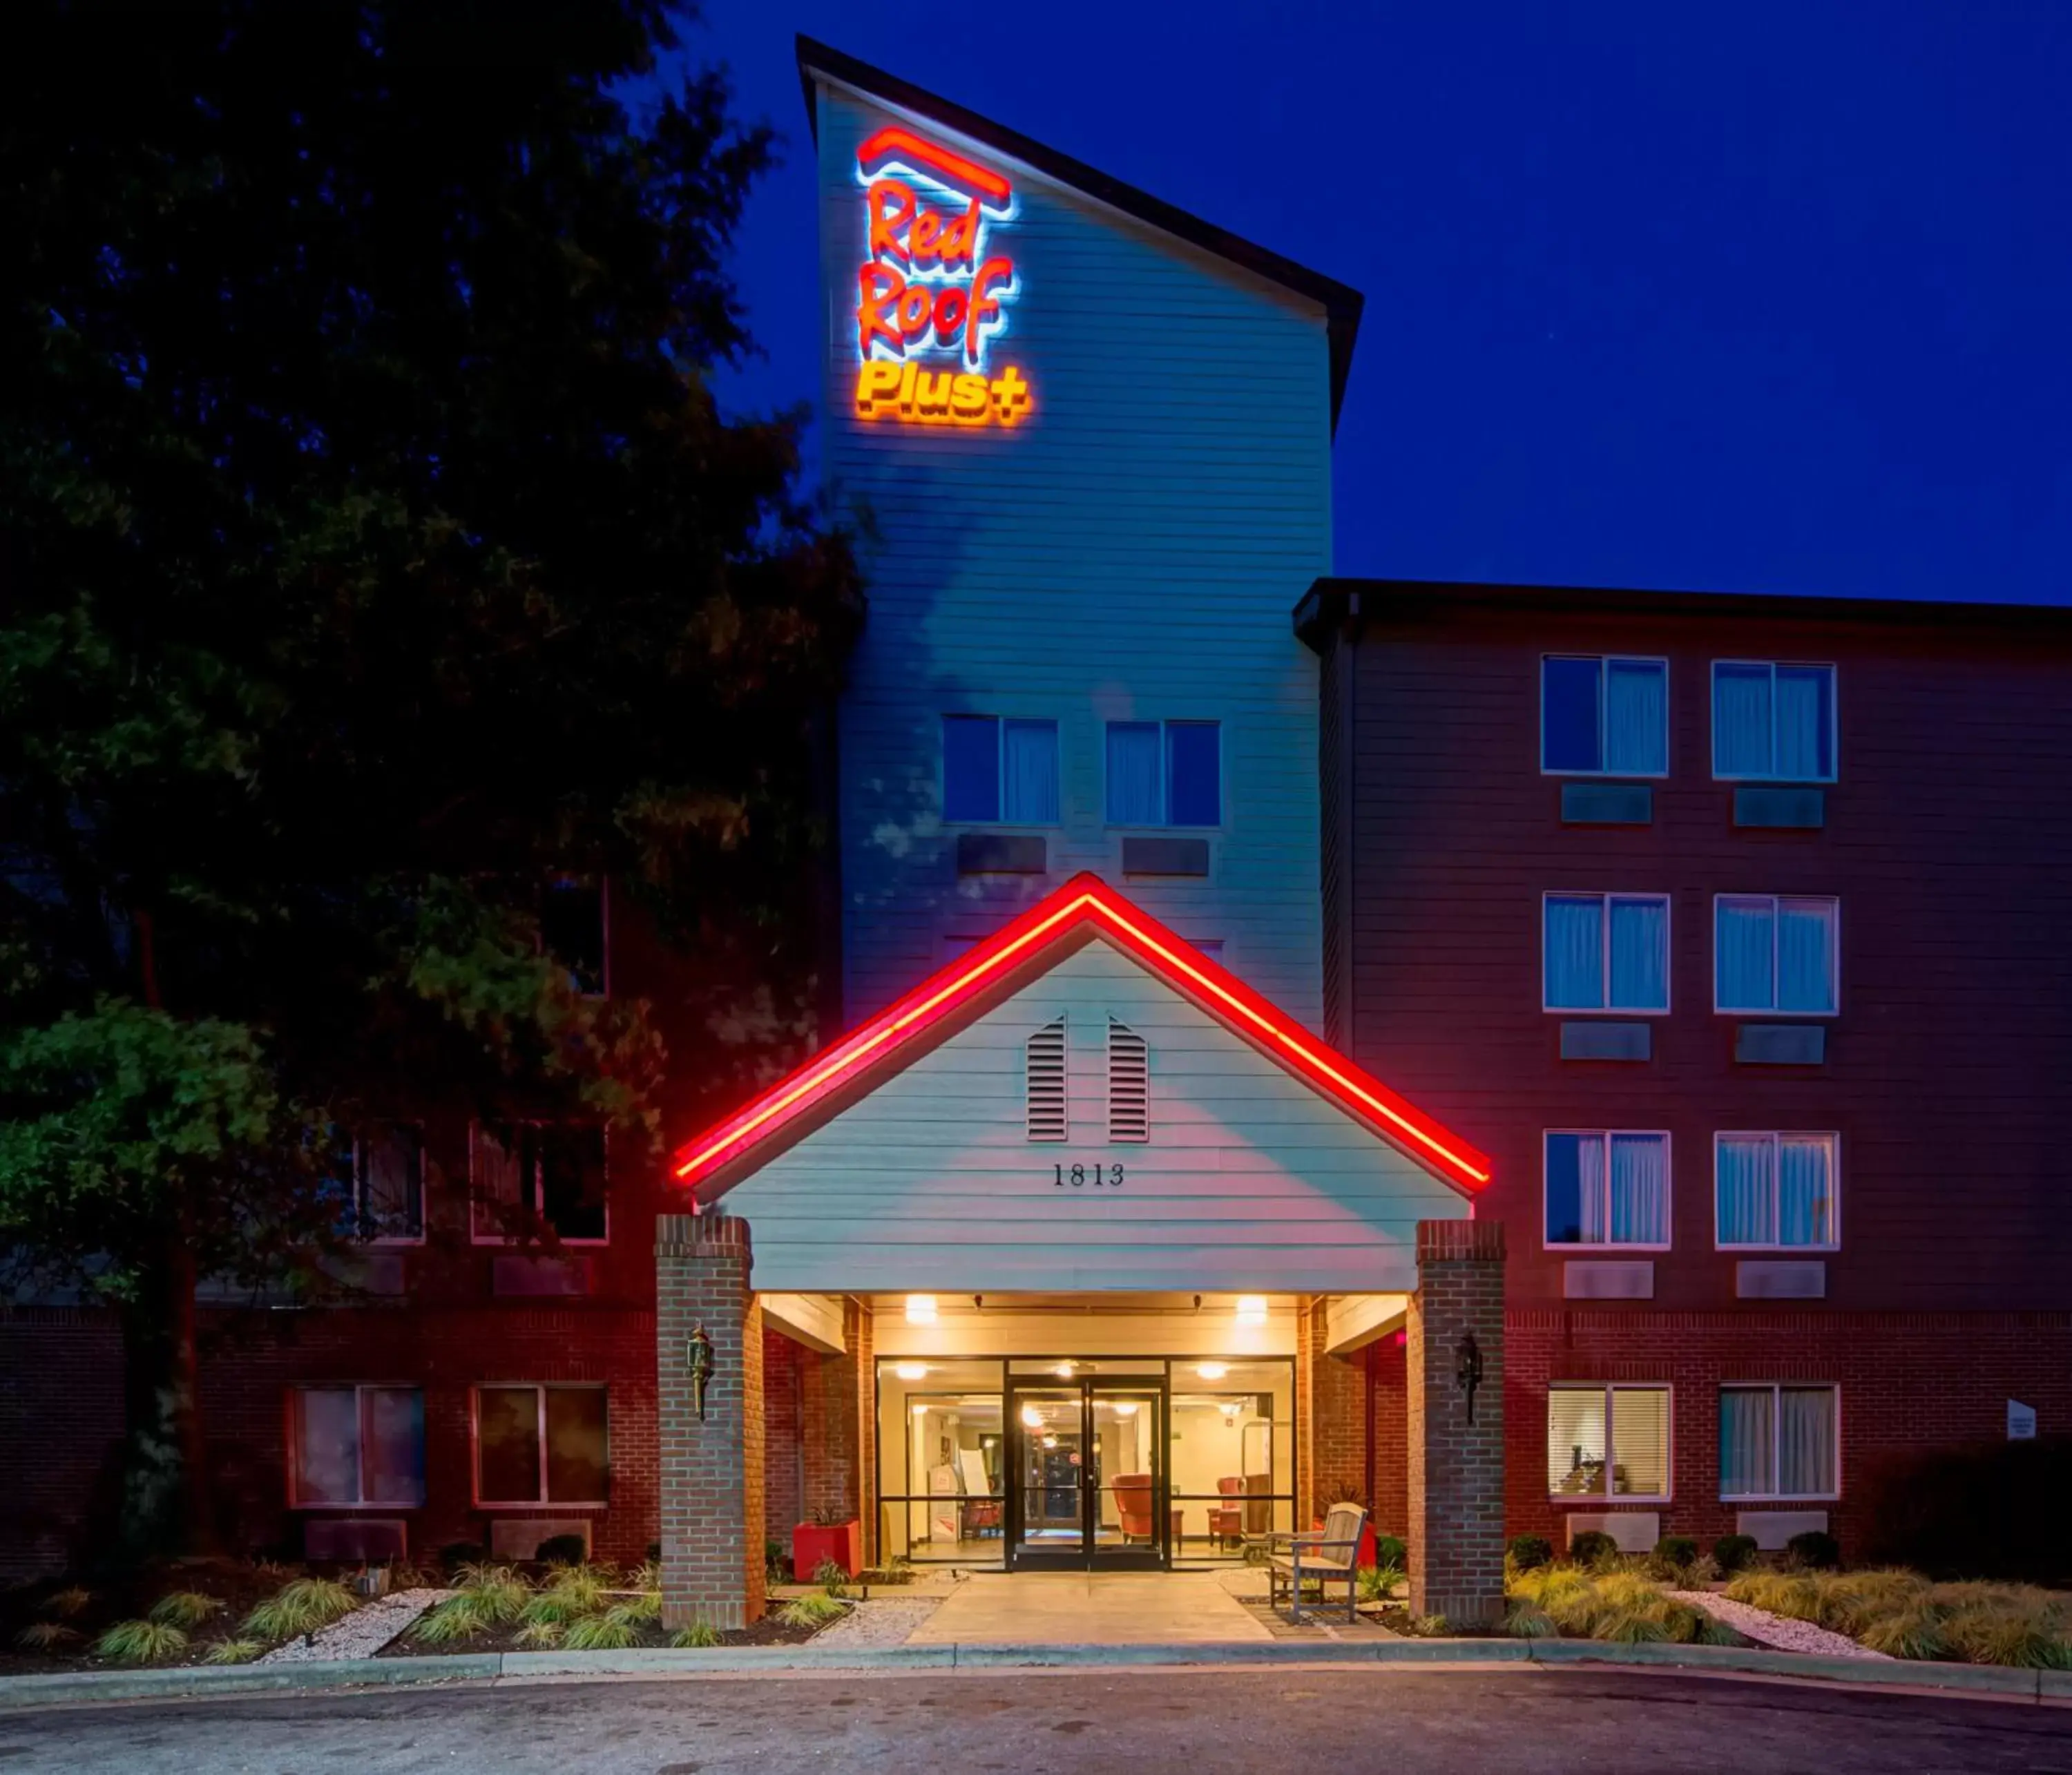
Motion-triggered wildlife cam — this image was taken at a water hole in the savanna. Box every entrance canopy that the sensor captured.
[671,875,1490,1295]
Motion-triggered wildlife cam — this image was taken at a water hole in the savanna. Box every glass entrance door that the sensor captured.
[1006,1374,1166,1571]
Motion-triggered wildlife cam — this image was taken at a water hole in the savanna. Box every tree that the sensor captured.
[0,0,860,1558]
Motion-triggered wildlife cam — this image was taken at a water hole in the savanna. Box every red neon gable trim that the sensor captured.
[856,125,1013,206]
[671,875,1491,1196]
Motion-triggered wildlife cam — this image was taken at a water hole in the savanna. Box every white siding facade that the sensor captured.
[720,941,1467,1294]
[812,75,1333,1028]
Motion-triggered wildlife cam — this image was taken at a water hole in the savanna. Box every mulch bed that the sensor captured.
[0,1559,309,1674]
[376,1613,824,1656]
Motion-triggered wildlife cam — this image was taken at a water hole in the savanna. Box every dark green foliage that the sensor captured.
[1857,1439,2072,1584]
[1712,1534,1759,1574]
[438,1543,486,1572]
[1653,1535,1700,1571]
[0,0,859,1557]
[1568,1531,1618,1567]
[534,1535,588,1567]
[1507,1535,1554,1573]
[1787,1531,1841,1570]
[1372,1533,1408,1573]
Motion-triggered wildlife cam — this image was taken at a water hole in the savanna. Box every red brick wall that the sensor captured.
[0,1312,125,1580]
[1324,592,2072,1315]
[762,1327,805,1549]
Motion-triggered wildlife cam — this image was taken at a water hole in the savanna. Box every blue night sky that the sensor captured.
[685,2,2072,605]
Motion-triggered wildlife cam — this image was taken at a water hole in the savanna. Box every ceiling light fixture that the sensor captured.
[1235,1295,1267,1327]
[1196,1362,1229,1381]
[894,1361,928,1382]
[905,1294,939,1325]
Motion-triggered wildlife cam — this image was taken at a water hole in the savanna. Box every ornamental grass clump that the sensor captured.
[148,1591,224,1629]
[243,1577,357,1642]
[411,1594,493,1644]
[1506,1561,1727,1645]
[1941,1600,2072,1671]
[671,1622,723,1649]
[14,1622,81,1652]
[776,1592,846,1630]
[94,1619,188,1664]
[513,1621,565,1650]
[452,1563,530,1623]
[562,1606,643,1651]
[204,1638,265,1665]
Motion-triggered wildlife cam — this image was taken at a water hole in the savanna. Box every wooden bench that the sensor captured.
[1265,1502,1368,1624]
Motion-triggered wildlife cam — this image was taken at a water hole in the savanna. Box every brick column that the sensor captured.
[655,1213,765,1629]
[1407,1219,1506,1627]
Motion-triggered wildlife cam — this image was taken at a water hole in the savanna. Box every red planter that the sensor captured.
[1308,1519,1382,1568]
[792,1519,861,1583]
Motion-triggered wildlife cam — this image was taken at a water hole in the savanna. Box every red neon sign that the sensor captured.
[852,126,1031,428]
[671,874,1493,1196]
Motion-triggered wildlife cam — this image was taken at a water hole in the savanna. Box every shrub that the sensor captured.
[1504,1603,1559,1639]
[451,1564,530,1622]
[1711,1534,1758,1575]
[1651,1536,1699,1575]
[412,1595,492,1643]
[563,1606,643,1651]
[244,1577,357,1641]
[776,1593,846,1630]
[1506,1535,1554,1573]
[15,1622,81,1651]
[1567,1531,1618,1568]
[437,1542,486,1570]
[535,1535,588,1566]
[1785,1531,1841,1571]
[148,1591,224,1629]
[764,1539,790,1585]
[1372,1534,1408,1573]
[204,1638,265,1665]
[95,1620,188,1664]
[813,1557,850,1598]
[1359,1562,1403,1603]
[672,1621,724,1648]
[45,1586,93,1618]
[1857,1606,1949,1661]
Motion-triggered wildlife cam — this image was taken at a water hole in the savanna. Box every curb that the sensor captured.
[1,1638,2061,1711]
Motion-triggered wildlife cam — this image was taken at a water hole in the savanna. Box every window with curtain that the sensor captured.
[942,716,1059,824]
[1720,1385,1838,1499]
[1543,892,1670,1012]
[1712,662,1836,781]
[1104,720,1220,827]
[1714,895,1838,1013]
[1544,1131,1671,1247]
[1547,1385,1671,1498]
[289,1385,425,1507]
[470,1122,608,1242]
[1716,1133,1838,1248]
[1541,655,1669,776]
[351,1122,424,1242]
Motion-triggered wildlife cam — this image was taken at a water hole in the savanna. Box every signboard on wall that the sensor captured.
[850,126,1033,429]
[2008,1399,2037,1440]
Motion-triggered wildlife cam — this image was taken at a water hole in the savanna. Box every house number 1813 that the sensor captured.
[1054,1162,1124,1187]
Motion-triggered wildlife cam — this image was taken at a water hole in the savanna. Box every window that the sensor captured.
[1544,1131,1671,1247]
[1107,1018,1148,1142]
[1548,1384,1671,1499]
[1720,1385,1839,1500]
[1025,1017,1066,1142]
[1105,720,1220,827]
[1543,892,1670,1013]
[289,1385,425,1508]
[1714,894,1839,1014]
[1712,662,1836,781]
[470,1122,608,1242]
[943,716,1059,824]
[345,1122,424,1242]
[1541,655,1669,776]
[541,879,608,997]
[1716,1133,1839,1249]
[473,1385,608,1506]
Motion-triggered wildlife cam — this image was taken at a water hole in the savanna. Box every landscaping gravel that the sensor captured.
[811,1597,940,1647]
[256,1588,452,1664]
[1665,1589,1891,1660]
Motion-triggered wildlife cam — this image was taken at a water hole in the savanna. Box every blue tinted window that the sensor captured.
[1106,722,1162,824]
[1542,658,1602,772]
[1545,1133,1586,1244]
[1167,723,1220,827]
[942,716,999,822]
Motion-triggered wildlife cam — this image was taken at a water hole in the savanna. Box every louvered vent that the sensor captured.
[1108,1018,1149,1142]
[1026,1017,1067,1141]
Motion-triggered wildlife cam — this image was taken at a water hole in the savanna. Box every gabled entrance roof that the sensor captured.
[673,874,1490,1198]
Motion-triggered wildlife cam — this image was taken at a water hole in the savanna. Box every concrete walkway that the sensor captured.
[908,1571,1272,1644]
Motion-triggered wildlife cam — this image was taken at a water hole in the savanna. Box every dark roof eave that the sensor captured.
[1295,575,2072,652]
[796,35,1363,432]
